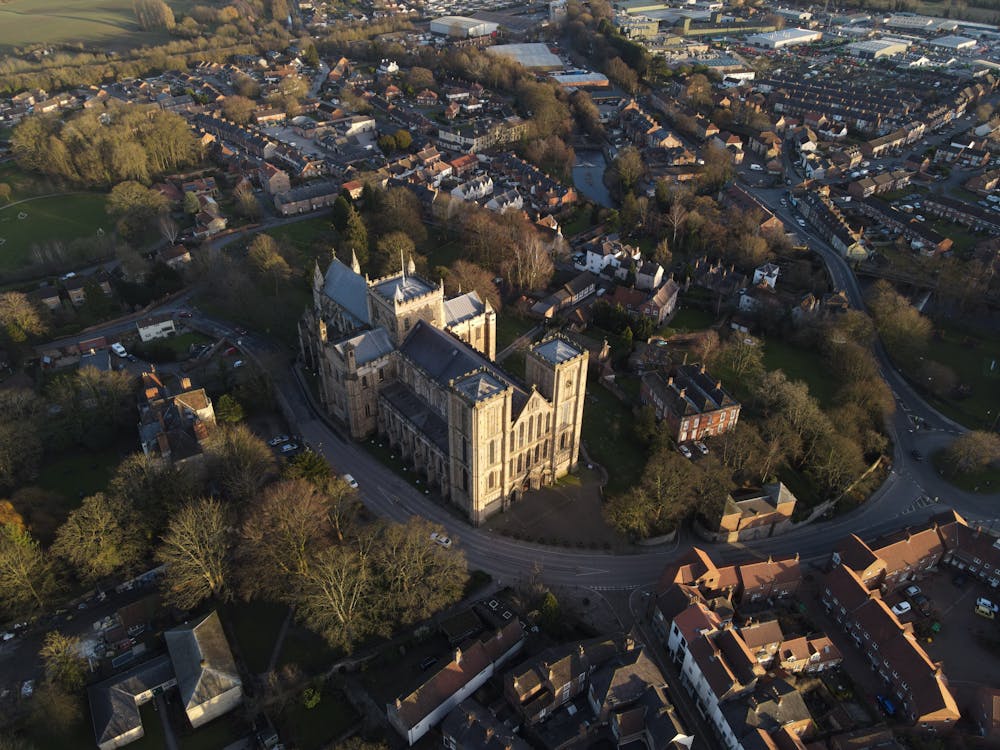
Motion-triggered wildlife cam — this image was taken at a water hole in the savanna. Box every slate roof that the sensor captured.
[89,655,174,747]
[372,273,435,303]
[393,620,523,730]
[164,611,241,715]
[322,258,370,326]
[443,291,486,327]
[441,699,531,750]
[332,328,394,367]
[381,381,450,452]
[399,321,529,414]
[533,337,582,366]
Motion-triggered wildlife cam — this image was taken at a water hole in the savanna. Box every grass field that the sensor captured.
[581,376,647,496]
[0,192,109,272]
[922,324,1000,429]
[762,338,837,409]
[0,0,186,50]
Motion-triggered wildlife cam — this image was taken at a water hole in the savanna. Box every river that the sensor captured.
[572,150,614,209]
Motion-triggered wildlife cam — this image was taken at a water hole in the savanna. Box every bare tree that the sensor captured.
[156,497,233,609]
[53,493,146,584]
[238,479,337,600]
[0,524,58,617]
[207,424,277,503]
[158,212,179,245]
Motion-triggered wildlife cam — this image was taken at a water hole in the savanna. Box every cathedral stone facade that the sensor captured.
[300,253,589,525]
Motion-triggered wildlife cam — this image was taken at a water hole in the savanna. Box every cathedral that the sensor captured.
[300,252,589,525]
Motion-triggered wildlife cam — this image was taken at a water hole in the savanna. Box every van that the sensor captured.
[749,163,763,171]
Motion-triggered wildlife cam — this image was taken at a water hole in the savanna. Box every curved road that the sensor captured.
[45,213,1000,592]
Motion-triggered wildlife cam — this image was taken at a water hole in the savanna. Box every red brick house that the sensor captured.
[640,364,741,443]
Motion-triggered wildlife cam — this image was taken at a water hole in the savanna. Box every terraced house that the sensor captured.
[300,254,589,525]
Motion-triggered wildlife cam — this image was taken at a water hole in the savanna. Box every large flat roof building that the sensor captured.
[486,43,563,70]
[745,27,822,48]
[846,38,910,58]
[429,16,498,38]
[929,34,977,50]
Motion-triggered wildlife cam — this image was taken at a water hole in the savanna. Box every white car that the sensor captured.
[796,218,807,227]
[343,474,359,489]
[268,435,290,446]
[891,601,911,616]
[111,342,128,358]
[430,532,452,549]
[749,163,763,171]
[678,444,693,459]
[977,596,999,613]
[279,443,299,453]
[233,360,245,368]
[694,440,709,455]
[20,680,34,699]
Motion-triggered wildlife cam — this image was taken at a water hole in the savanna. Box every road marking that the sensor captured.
[574,568,610,577]
[900,494,938,515]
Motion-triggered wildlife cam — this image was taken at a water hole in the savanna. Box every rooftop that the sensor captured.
[532,337,582,365]
[487,43,562,71]
[372,273,436,304]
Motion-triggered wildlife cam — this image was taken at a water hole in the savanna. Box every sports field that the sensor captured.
[0,0,182,50]
[0,193,109,273]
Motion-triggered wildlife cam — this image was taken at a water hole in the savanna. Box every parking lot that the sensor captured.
[914,570,1000,706]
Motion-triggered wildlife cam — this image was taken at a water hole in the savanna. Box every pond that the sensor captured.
[573,150,614,208]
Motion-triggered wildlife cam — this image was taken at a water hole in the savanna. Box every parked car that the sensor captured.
[177,311,193,319]
[678,444,693,459]
[279,443,299,453]
[891,601,911,616]
[976,597,999,614]
[234,326,247,335]
[224,346,239,356]
[419,656,437,671]
[20,680,34,699]
[430,532,452,549]
[694,440,709,455]
[343,474,359,489]
[975,603,996,619]
[268,435,290,446]
[233,360,244,368]
[111,342,128,358]
[904,585,921,598]
[912,593,931,615]
[876,694,896,716]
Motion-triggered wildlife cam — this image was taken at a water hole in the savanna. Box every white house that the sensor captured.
[661,602,759,750]
[752,263,779,289]
[451,175,494,202]
[388,621,523,745]
[164,611,243,729]
[486,189,523,213]
[585,238,640,277]
[136,314,177,342]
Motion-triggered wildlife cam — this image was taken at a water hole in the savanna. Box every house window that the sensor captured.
[489,441,495,464]
[488,472,495,489]
[404,318,411,331]
[378,368,385,382]
[362,375,369,389]
[364,403,371,417]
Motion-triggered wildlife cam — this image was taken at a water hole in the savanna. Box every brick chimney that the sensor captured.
[454,647,462,665]
[179,376,192,390]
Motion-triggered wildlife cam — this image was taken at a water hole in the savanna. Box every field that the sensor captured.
[0,192,109,273]
[0,0,187,50]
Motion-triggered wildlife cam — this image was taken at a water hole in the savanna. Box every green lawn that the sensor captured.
[560,206,597,238]
[160,331,212,358]
[423,237,464,270]
[0,192,110,272]
[0,0,189,49]
[222,600,289,674]
[581,375,647,495]
[762,338,837,409]
[129,702,167,750]
[265,216,337,267]
[496,312,536,352]
[36,443,124,500]
[930,219,981,255]
[0,162,55,201]
[932,449,1000,493]
[663,307,717,334]
[277,683,358,750]
[923,324,1000,429]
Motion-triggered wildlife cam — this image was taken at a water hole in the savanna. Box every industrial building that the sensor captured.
[486,43,563,70]
[550,71,610,88]
[745,28,822,49]
[429,16,498,38]
[846,38,910,58]
[930,34,977,50]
